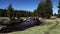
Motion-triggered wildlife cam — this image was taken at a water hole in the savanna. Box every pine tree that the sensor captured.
[35,0,53,18]
[37,0,46,18]
[7,4,14,20]
[58,0,60,14]
[58,0,60,17]
[45,0,53,18]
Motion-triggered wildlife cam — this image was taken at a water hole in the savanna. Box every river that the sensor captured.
[18,18,36,29]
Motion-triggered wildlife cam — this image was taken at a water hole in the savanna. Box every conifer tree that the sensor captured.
[58,0,60,17]
[7,4,14,20]
[45,0,53,18]
[37,0,45,18]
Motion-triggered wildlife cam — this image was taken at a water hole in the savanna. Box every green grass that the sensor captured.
[49,23,60,34]
[7,19,60,34]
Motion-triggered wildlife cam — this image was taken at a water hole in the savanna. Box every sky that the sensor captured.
[0,0,59,14]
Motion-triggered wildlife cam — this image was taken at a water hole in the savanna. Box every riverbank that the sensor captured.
[7,18,60,34]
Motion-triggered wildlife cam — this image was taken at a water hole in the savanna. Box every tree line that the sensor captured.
[0,4,33,17]
[0,0,60,18]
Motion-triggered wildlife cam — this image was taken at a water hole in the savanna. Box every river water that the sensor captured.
[0,18,38,33]
[18,18,36,29]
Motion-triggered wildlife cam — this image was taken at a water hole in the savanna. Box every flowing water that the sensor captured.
[19,18,36,29]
